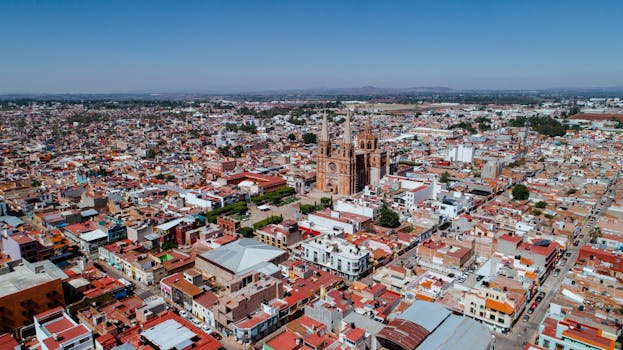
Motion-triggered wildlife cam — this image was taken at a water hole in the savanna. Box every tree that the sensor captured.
[288,133,296,141]
[378,206,400,228]
[535,201,547,209]
[161,242,178,250]
[232,145,244,158]
[439,171,451,183]
[218,146,230,157]
[303,132,317,144]
[512,184,530,201]
[146,147,157,159]
[239,227,254,238]
[31,179,41,187]
[320,197,333,209]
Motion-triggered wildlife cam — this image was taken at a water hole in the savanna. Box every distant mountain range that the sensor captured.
[2,85,623,100]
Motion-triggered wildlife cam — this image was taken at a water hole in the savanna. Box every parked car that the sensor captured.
[179,310,188,318]
[523,314,530,322]
[538,291,546,298]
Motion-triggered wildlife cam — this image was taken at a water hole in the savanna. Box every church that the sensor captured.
[316,110,389,195]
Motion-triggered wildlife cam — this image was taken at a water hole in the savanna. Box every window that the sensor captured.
[489,314,495,320]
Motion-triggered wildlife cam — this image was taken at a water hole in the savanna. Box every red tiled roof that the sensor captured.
[344,327,365,342]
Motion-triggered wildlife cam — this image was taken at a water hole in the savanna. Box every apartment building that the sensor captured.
[301,235,370,280]
[257,221,302,250]
[34,307,94,350]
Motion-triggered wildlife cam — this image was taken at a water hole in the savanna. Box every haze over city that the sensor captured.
[2,0,623,94]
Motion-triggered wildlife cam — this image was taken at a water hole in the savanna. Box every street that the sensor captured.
[495,172,619,349]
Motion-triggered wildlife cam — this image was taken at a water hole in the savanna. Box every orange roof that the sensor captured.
[562,329,615,350]
[485,298,514,315]
[415,293,435,302]
[525,271,538,280]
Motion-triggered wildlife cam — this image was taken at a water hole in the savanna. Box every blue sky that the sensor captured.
[1,0,622,93]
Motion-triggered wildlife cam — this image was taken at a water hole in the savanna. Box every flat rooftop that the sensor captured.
[140,319,196,350]
[0,260,67,297]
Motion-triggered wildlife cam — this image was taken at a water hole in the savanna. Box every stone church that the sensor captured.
[316,110,389,195]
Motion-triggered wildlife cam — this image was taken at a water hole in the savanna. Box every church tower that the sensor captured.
[337,109,357,195]
[315,109,357,195]
[316,111,332,192]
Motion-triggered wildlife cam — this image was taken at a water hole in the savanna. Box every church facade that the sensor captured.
[316,110,389,195]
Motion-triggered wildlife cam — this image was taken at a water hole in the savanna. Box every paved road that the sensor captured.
[495,172,619,350]
[91,254,155,300]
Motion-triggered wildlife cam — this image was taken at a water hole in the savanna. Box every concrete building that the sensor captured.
[195,238,288,285]
[216,272,284,331]
[537,305,616,350]
[301,235,371,280]
[34,306,94,350]
[306,209,372,235]
[446,144,474,163]
[2,232,52,262]
[0,259,66,334]
[256,221,303,250]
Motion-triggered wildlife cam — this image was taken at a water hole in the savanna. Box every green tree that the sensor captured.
[303,132,317,144]
[31,179,41,187]
[512,184,530,201]
[378,206,400,228]
[218,146,230,157]
[300,204,317,215]
[320,197,333,209]
[232,145,244,158]
[534,201,547,209]
[239,227,254,237]
[288,133,296,141]
[161,242,178,250]
[439,171,451,184]
[146,147,157,159]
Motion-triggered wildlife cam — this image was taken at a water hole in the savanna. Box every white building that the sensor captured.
[34,307,94,350]
[447,144,474,163]
[307,209,371,235]
[334,197,383,219]
[301,235,370,280]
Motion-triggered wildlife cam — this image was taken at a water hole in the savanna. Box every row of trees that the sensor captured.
[253,215,283,230]
[299,197,333,215]
[224,122,257,134]
[205,202,248,223]
[509,116,567,137]
[252,187,296,205]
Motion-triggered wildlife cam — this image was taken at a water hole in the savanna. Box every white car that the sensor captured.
[179,310,188,318]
